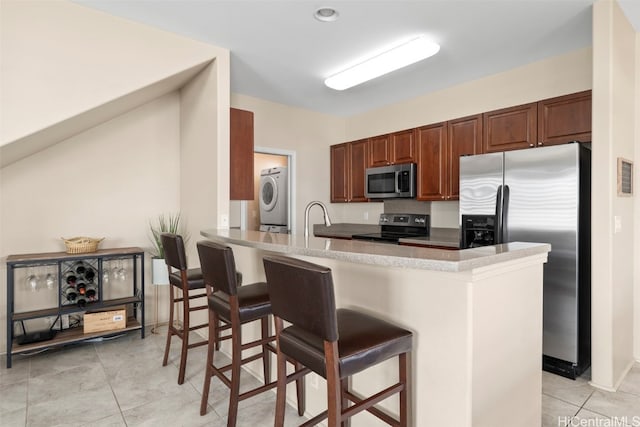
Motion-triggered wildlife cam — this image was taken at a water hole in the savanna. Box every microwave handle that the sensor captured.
[395,171,401,193]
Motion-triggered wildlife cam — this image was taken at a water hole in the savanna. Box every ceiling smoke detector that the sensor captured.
[314,7,339,22]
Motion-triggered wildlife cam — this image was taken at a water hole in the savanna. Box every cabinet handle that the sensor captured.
[537,142,543,146]
[529,143,534,147]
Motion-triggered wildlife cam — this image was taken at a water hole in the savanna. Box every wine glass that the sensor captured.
[44,269,56,290]
[25,269,38,292]
[111,261,120,282]
[117,261,127,282]
[102,263,110,285]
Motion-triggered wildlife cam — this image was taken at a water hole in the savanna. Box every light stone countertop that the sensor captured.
[201,228,549,273]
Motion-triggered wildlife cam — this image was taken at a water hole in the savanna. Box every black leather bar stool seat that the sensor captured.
[161,233,209,385]
[208,282,271,322]
[197,240,305,427]
[279,309,412,379]
[263,255,413,427]
[168,268,205,289]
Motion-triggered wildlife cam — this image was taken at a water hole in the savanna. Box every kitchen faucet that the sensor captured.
[304,201,332,238]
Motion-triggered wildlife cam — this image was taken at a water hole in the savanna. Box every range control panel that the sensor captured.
[378,213,429,228]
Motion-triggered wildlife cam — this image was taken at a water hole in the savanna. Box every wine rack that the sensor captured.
[61,259,100,308]
[5,247,145,368]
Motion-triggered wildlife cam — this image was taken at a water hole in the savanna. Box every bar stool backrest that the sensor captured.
[196,240,239,296]
[161,233,188,272]
[263,255,338,342]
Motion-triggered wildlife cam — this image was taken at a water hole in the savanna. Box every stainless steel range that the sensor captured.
[352,213,430,244]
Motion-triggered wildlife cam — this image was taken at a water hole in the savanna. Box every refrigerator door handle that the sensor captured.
[502,185,510,243]
[495,185,503,244]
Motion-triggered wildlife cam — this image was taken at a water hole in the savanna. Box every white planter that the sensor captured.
[152,258,170,285]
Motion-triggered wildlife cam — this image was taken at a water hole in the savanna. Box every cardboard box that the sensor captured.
[83,306,126,334]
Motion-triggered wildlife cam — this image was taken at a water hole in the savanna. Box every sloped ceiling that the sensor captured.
[0,0,225,167]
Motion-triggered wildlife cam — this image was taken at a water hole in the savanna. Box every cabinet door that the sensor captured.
[391,129,417,164]
[416,123,448,201]
[449,114,483,199]
[369,134,391,167]
[230,108,254,200]
[330,143,349,203]
[349,139,369,202]
[538,90,591,146]
[483,103,537,153]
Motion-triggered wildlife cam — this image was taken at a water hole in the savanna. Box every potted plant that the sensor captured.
[149,213,187,285]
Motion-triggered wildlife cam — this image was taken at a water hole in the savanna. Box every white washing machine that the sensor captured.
[259,167,288,231]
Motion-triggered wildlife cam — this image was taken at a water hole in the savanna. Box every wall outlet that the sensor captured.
[221,214,229,227]
[363,211,369,220]
[614,215,622,233]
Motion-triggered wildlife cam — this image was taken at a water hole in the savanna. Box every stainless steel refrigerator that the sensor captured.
[459,143,591,379]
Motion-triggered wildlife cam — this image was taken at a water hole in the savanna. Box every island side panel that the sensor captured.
[470,259,545,427]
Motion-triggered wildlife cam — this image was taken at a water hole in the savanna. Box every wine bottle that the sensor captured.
[65,273,77,285]
[64,287,78,302]
[77,282,87,295]
[76,297,87,308]
[75,263,86,275]
[86,285,97,301]
[84,268,96,282]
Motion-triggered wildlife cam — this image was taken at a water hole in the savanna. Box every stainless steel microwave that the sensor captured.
[365,163,417,199]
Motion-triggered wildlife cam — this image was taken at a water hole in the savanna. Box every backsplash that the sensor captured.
[383,199,430,215]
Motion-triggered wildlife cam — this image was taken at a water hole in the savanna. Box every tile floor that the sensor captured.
[1,327,639,426]
[542,364,640,427]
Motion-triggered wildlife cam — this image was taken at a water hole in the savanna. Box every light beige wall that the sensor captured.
[180,58,231,263]
[591,0,637,389]
[0,0,220,147]
[0,93,182,353]
[634,31,640,361]
[231,94,347,235]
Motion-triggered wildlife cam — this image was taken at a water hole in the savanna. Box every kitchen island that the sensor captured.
[201,228,550,427]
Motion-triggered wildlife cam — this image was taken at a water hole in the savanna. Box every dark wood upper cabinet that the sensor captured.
[538,90,592,146]
[230,108,254,200]
[330,140,369,203]
[483,103,537,153]
[369,134,391,167]
[330,143,349,203]
[416,123,448,201]
[391,129,417,164]
[448,114,483,199]
[416,115,482,201]
[349,139,369,202]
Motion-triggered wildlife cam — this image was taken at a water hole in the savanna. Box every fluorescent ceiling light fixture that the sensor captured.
[324,36,440,91]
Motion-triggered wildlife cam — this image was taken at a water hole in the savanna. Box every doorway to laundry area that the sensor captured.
[230,147,296,233]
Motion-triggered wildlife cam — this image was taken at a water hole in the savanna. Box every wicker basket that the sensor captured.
[61,237,104,254]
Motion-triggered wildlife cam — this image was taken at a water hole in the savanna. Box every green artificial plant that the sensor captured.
[149,213,187,258]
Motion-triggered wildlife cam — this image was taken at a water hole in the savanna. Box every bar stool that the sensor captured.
[263,255,413,427]
[160,233,209,385]
[196,240,305,427]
